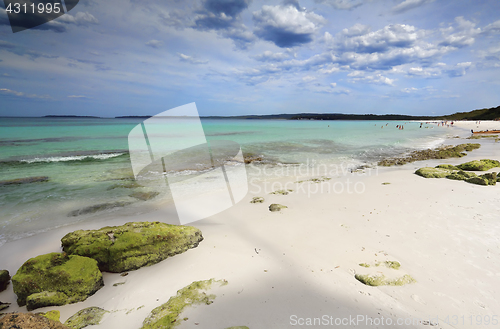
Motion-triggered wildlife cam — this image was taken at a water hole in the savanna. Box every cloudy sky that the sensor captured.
[1,0,500,117]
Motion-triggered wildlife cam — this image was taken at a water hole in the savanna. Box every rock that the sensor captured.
[414,167,452,178]
[0,313,70,329]
[39,310,61,322]
[61,222,203,273]
[269,189,293,195]
[141,279,227,329]
[129,191,160,201]
[107,181,142,190]
[376,261,401,270]
[0,270,10,292]
[0,176,49,186]
[269,204,287,212]
[355,274,416,286]
[435,164,460,170]
[67,202,132,217]
[250,197,264,203]
[26,291,68,311]
[467,173,497,186]
[64,307,108,329]
[457,159,500,171]
[446,170,477,181]
[243,155,263,164]
[12,253,103,309]
[0,302,10,311]
[379,143,480,166]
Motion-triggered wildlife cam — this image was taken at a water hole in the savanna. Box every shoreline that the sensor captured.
[1,121,500,328]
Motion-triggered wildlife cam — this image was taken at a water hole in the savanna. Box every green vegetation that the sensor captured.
[40,310,61,322]
[379,144,480,166]
[65,307,109,329]
[441,105,500,121]
[250,197,265,203]
[456,159,500,171]
[12,253,103,310]
[435,164,460,170]
[141,279,226,329]
[61,222,203,273]
[446,171,477,181]
[415,167,452,178]
[269,204,288,212]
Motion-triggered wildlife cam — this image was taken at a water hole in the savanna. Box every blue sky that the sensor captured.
[1,0,500,117]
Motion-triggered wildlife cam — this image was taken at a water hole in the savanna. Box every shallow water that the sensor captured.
[0,117,454,245]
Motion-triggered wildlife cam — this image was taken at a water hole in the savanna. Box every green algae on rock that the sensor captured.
[358,263,370,268]
[225,327,250,329]
[379,143,480,166]
[415,167,452,178]
[435,164,460,170]
[250,197,265,203]
[64,307,108,329]
[376,261,401,270]
[40,310,61,322]
[0,176,49,186]
[12,253,103,310]
[0,312,71,329]
[467,172,497,186]
[355,274,416,286]
[456,159,500,171]
[61,222,203,273]
[141,279,227,329]
[27,291,68,311]
[269,204,288,212]
[445,170,477,181]
[0,269,10,292]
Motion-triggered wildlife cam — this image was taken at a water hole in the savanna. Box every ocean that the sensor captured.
[0,117,454,246]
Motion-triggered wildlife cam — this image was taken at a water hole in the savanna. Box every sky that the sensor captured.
[0,0,500,117]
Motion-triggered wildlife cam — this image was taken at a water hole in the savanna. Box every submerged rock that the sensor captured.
[67,201,132,217]
[64,307,108,329]
[129,191,160,201]
[0,269,10,292]
[141,279,227,329]
[355,274,416,286]
[12,253,103,309]
[250,197,265,203]
[456,159,500,171]
[269,204,288,212]
[61,222,203,273]
[415,167,452,178]
[0,176,49,186]
[0,312,70,329]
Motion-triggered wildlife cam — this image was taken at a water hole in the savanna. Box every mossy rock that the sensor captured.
[141,279,226,329]
[27,291,68,311]
[435,164,459,170]
[456,159,500,171]
[61,222,203,273]
[250,197,264,203]
[355,274,415,286]
[0,312,71,329]
[12,253,103,309]
[129,191,160,201]
[0,269,10,292]
[65,307,108,329]
[358,263,370,268]
[0,302,11,311]
[225,327,250,329]
[446,170,477,181]
[269,204,287,212]
[107,181,142,190]
[466,172,497,186]
[39,310,61,322]
[415,167,451,178]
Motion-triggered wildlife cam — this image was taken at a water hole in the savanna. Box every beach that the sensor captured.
[1,120,499,328]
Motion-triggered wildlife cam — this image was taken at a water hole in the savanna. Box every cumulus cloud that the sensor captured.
[445,61,472,77]
[313,0,365,10]
[0,88,51,99]
[439,17,481,48]
[178,53,209,64]
[391,0,435,14]
[347,71,395,85]
[253,5,325,47]
[56,12,99,26]
[145,40,163,49]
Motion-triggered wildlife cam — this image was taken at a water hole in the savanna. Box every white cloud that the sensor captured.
[314,0,366,10]
[57,12,99,26]
[145,40,163,49]
[254,51,289,62]
[348,72,395,85]
[391,0,435,14]
[253,5,325,47]
[178,53,209,64]
[439,17,481,48]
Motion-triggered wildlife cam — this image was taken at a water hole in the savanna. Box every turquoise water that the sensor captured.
[0,117,452,245]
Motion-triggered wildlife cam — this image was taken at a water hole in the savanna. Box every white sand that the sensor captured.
[1,121,500,329]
